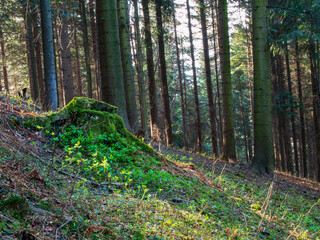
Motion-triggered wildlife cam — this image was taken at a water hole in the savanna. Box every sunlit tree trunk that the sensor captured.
[186,0,202,152]
[118,0,139,133]
[251,0,274,174]
[96,0,130,128]
[40,0,58,110]
[217,0,236,161]
[73,16,83,96]
[155,2,173,146]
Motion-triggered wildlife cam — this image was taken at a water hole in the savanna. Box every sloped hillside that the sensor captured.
[0,95,319,239]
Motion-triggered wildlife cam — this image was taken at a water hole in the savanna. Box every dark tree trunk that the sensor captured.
[141,0,161,141]
[285,43,299,176]
[199,0,218,156]
[40,0,58,110]
[173,5,187,148]
[186,0,202,152]
[0,28,9,93]
[295,41,307,178]
[155,2,173,146]
[89,0,100,99]
[79,0,93,99]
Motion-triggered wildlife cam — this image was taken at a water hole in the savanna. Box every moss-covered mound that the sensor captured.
[32,97,154,154]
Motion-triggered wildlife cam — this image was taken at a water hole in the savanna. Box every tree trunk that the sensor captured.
[133,0,147,133]
[24,7,39,101]
[40,0,58,110]
[173,5,187,148]
[0,28,9,93]
[309,40,320,181]
[295,41,307,178]
[118,0,139,133]
[199,0,218,156]
[89,0,100,99]
[96,0,130,128]
[186,0,202,152]
[73,16,83,97]
[155,2,173,146]
[285,43,299,176]
[60,4,75,105]
[33,13,45,105]
[251,0,274,174]
[211,0,223,153]
[79,0,93,99]
[141,0,161,141]
[217,0,236,161]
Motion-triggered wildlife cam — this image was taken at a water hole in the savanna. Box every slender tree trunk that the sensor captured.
[60,4,75,105]
[296,41,307,178]
[24,8,39,101]
[133,0,147,133]
[73,18,83,96]
[211,0,223,153]
[40,0,58,110]
[33,13,45,105]
[285,43,299,176]
[53,19,63,107]
[155,2,173,146]
[309,40,320,181]
[173,6,187,148]
[0,28,9,93]
[217,0,236,161]
[141,0,161,141]
[118,0,139,133]
[199,0,218,156]
[79,0,93,99]
[186,0,202,152]
[96,0,130,128]
[251,0,274,174]
[89,0,100,99]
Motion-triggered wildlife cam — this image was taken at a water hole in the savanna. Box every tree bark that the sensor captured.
[118,0,139,133]
[217,0,236,161]
[155,2,173,146]
[251,0,274,174]
[0,28,9,93]
[199,0,218,156]
[96,0,130,128]
[186,0,202,152]
[40,0,58,110]
[79,0,93,99]
[141,0,161,141]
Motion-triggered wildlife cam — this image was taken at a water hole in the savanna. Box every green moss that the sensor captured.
[30,97,154,154]
[0,196,30,221]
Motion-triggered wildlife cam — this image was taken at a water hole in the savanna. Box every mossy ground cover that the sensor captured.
[0,96,319,239]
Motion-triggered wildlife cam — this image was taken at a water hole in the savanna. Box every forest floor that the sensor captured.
[0,94,319,239]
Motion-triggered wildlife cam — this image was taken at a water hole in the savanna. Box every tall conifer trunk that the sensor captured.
[155,2,173,146]
[217,0,236,161]
[251,0,274,174]
[96,0,130,129]
[141,0,161,141]
[118,0,139,133]
[199,0,218,156]
[0,28,9,93]
[40,0,58,110]
[186,0,202,152]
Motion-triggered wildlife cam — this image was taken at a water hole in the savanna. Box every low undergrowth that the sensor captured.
[0,96,319,239]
